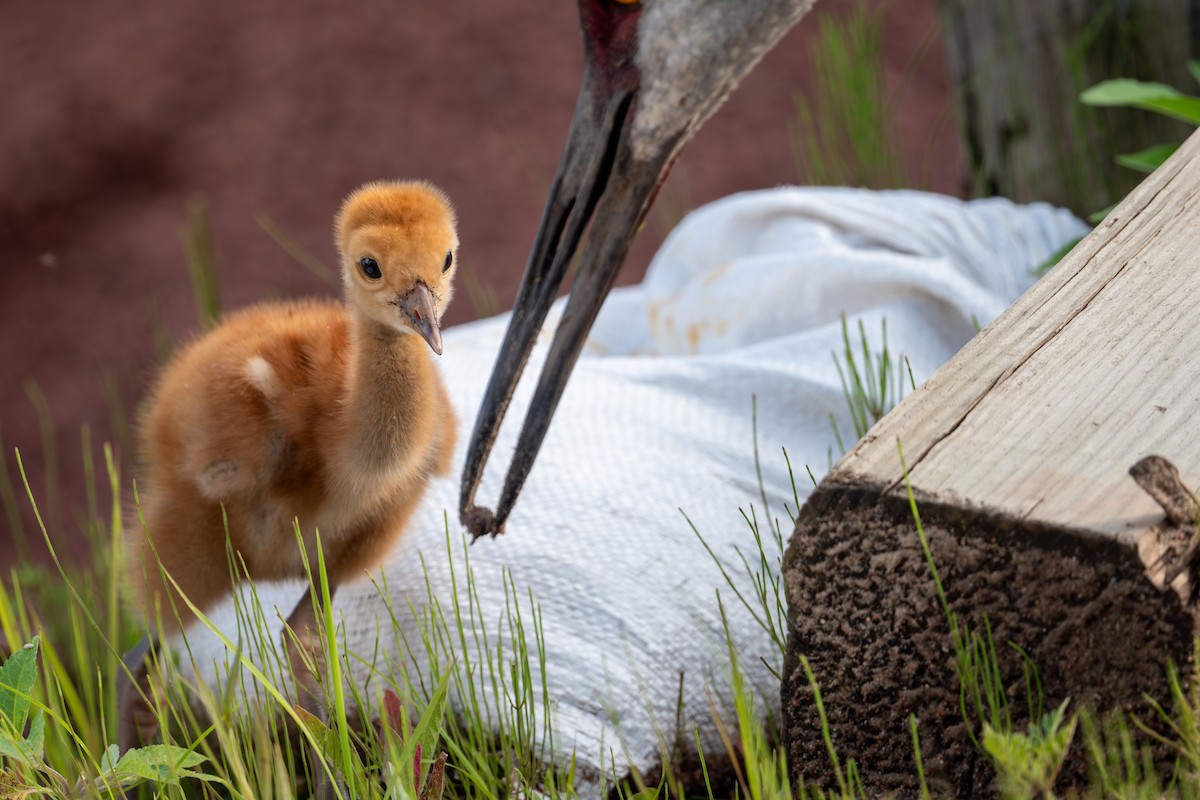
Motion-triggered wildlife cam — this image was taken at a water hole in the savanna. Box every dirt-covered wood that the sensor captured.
[783,129,1200,795]
[783,485,1192,796]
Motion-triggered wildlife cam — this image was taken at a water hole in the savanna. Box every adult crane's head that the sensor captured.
[460,0,817,537]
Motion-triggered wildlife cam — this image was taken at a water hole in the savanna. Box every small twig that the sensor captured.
[1130,455,1199,528]
[1131,455,1200,603]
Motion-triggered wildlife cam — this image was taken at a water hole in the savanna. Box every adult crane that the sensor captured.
[460,0,818,537]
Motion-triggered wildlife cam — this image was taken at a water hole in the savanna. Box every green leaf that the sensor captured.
[418,751,447,800]
[0,638,40,732]
[1139,96,1200,125]
[407,670,450,764]
[293,705,338,759]
[1032,236,1083,277]
[1082,79,1200,125]
[109,744,207,787]
[0,732,28,763]
[1082,79,1183,107]
[983,699,1077,799]
[91,772,147,795]
[22,712,43,762]
[1189,60,1200,90]
[0,720,42,768]
[1115,143,1179,174]
[625,791,659,800]
[1082,79,1182,107]
[1087,204,1116,224]
[389,670,451,794]
[294,704,365,795]
[98,744,120,773]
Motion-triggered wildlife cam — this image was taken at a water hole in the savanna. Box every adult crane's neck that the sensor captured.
[344,313,436,469]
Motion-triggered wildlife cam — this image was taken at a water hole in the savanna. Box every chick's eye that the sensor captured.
[443,251,453,273]
[359,257,381,280]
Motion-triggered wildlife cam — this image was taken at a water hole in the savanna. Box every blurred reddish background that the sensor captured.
[0,0,960,567]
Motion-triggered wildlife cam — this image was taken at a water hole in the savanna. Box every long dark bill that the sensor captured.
[460,73,673,539]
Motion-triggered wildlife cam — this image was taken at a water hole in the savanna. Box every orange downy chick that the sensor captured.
[127,179,458,638]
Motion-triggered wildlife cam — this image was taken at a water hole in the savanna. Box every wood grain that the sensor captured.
[839,127,1200,545]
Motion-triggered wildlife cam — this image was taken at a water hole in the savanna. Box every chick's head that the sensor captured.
[335,181,459,354]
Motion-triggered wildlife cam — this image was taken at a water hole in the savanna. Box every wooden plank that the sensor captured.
[844,125,1200,542]
[782,128,1200,795]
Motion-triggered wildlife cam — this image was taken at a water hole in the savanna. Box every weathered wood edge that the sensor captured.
[833,127,1200,529]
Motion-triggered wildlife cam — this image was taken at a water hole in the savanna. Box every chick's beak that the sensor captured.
[400,283,443,355]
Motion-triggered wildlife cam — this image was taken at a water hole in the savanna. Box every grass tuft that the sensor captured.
[181,197,221,332]
[790,1,908,189]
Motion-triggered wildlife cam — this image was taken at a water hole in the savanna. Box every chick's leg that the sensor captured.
[283,585,336,714]
[284,584,342,799]
[117,636,160,752]
[120,498,231,752]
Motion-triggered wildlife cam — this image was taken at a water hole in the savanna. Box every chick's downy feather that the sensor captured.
[129,182,459,629]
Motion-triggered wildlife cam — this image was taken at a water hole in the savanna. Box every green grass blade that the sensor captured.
[1115,143,1178,173]
[181,197,221,330]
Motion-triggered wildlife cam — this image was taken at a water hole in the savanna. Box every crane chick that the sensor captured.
[120,181,459,752]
